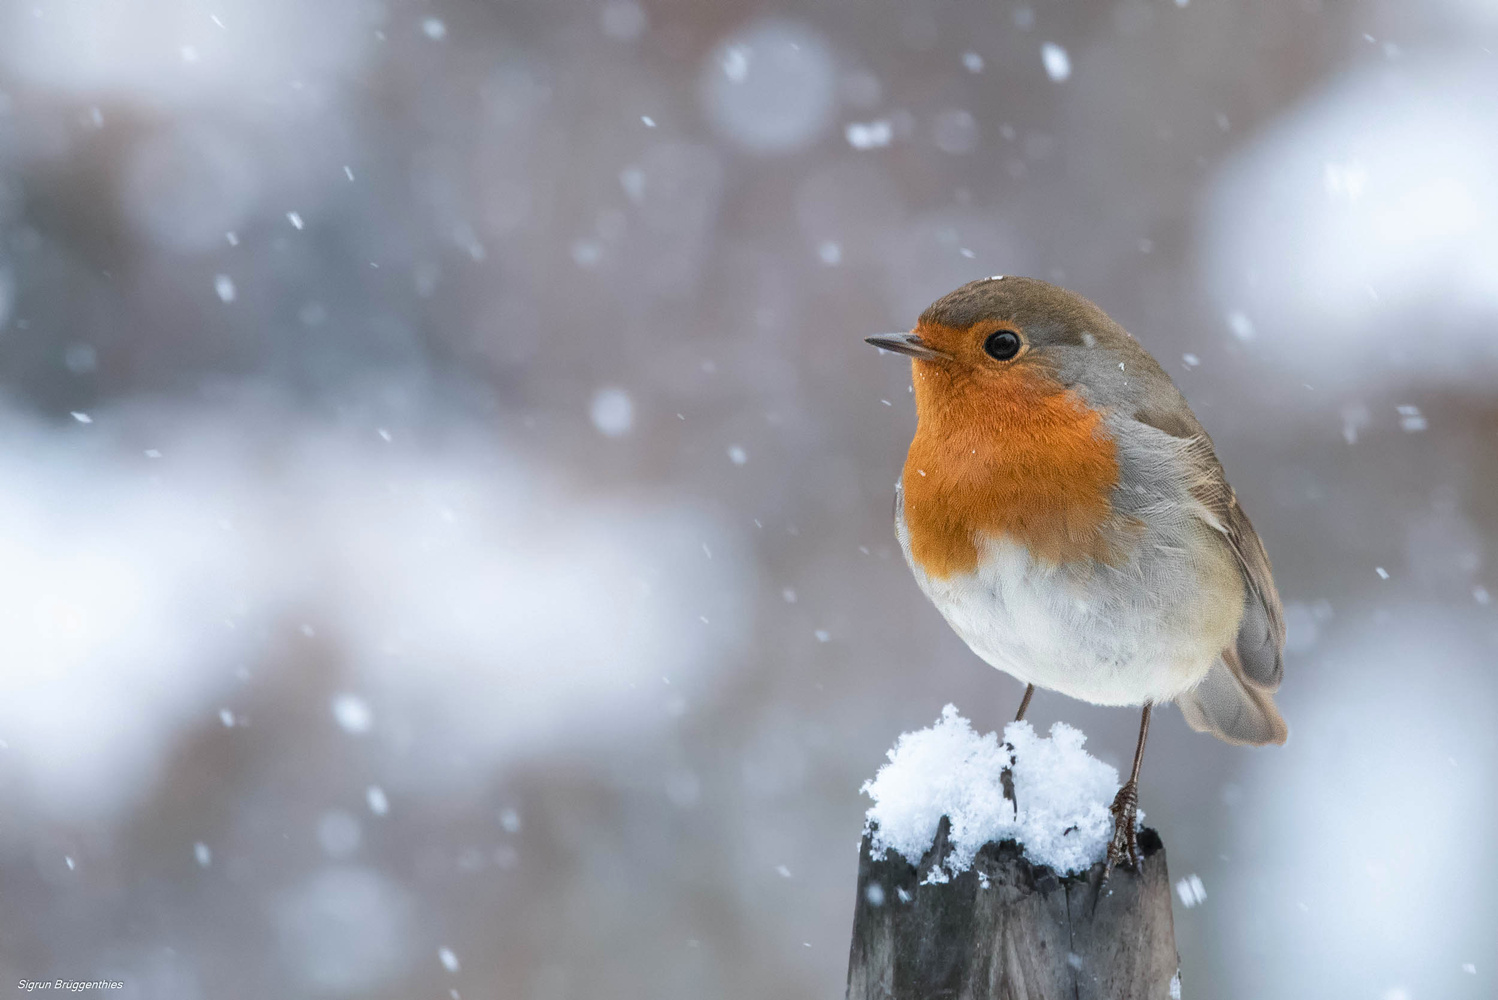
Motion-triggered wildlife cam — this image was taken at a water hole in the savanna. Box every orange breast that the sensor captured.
[901,363,1125,579]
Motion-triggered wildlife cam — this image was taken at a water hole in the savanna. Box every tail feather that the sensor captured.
[1177,650,1288,747]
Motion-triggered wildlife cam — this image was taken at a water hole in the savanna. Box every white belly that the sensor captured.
[896,504,1243,707]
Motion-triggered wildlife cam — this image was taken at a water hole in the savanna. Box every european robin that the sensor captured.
[867,276,1287,872]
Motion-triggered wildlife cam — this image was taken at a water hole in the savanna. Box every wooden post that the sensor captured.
[845,818,1180,1000]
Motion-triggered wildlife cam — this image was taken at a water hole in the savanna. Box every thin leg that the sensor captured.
[1000,684,1037,815]
[1106,704,1152,875]
[1127,703,1152,785]
[1013,684,1035,722]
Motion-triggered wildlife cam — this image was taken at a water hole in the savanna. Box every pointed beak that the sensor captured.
[864,332,947,360]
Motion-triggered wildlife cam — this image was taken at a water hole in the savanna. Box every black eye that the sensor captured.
[983,330,1021,361]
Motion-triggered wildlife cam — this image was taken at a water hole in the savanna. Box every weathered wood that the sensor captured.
[846,819,1179,1000]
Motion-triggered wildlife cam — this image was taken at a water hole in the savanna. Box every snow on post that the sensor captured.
[845,706,1179,1000]
[862,705,1128,878]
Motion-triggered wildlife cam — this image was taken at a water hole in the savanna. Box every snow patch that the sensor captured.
[703,20,835,153]
[1175,873,1207,907]
[1041,43,1071,82]
[845,120,893,150]
[590,387,635,437]
[861,705,1128,877]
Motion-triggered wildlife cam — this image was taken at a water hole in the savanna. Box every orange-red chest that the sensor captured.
[900,365,1124,579]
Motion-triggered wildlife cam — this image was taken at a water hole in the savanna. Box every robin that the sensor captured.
[867,276,1287,873]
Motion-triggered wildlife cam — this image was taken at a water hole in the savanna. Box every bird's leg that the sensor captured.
[1105,703,1152,875]
[1013,683,1035,722]
[1000,685,1036,815]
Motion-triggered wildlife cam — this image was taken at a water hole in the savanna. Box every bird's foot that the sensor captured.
[1104,780,1140,876]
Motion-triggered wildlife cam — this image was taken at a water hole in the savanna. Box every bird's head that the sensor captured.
[866,275,1154,422]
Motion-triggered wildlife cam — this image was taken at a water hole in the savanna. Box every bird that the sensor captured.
[866,275,1287,873]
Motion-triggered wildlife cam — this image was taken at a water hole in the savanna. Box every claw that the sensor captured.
[1104,780,1140,877]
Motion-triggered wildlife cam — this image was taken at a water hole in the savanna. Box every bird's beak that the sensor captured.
[864,332,947,360]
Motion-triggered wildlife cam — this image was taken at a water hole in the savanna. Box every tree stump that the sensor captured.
[845,818,1180,1000]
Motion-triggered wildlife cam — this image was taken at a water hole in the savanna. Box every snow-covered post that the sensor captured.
[845,707,1180,999]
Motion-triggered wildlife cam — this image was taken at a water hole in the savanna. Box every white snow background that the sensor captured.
[0,394,751,820]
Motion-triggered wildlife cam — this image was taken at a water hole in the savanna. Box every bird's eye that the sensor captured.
[983,331,1021,361]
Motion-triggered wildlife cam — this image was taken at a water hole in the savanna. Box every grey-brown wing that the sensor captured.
[1133,406,1285,691]
[1219,496,1285,691]
[1178,647,1288,746]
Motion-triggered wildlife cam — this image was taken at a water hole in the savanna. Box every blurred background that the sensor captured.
[0,0,1494,996]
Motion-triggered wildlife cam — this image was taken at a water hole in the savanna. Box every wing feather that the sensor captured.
[1133,408,1286,692]
[1178,649,1288,746]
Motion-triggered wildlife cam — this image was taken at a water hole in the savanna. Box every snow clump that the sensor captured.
[861,704,1128,879]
